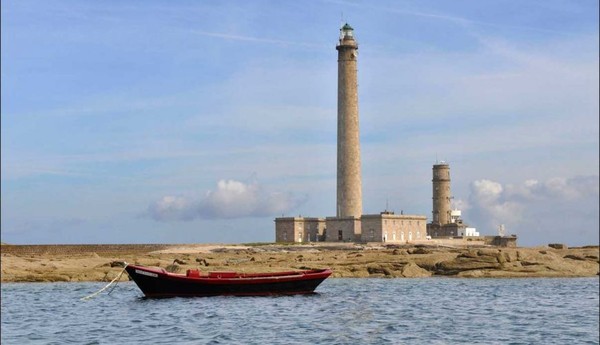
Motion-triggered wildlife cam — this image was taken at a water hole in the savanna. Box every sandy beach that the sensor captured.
[1,243,598,282]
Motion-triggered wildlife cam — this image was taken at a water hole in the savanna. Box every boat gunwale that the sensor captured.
[126,264,332,285]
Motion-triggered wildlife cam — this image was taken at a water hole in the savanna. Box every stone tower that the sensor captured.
[336,23,362,218]
[432,162,451,225]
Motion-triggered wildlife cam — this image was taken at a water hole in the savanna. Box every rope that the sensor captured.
[80,263,128,301]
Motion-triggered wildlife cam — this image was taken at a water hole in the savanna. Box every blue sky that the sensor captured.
[2,0,598,246]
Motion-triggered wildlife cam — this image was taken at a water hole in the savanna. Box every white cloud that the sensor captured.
[466,176,599,246]
[468,179,524,232]
[146,196,197,222]
[146,179,307,221]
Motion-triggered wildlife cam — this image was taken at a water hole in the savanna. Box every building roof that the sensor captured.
[341,23,353,31]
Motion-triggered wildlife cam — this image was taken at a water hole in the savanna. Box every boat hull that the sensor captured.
[125,264,332,298]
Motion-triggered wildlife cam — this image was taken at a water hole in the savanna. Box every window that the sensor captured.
[338,230,343,241]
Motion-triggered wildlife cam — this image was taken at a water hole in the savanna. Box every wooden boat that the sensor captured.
[125,264,332,298]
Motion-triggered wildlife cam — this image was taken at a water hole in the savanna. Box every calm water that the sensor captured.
[2,278,598,344]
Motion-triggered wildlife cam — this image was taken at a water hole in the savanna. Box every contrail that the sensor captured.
[190,30,326,48]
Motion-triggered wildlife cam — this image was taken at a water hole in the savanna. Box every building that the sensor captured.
[325,23,364,242]
[274,24,428,243]
[426,162,479,238]
[274,217,326,243]
[274,26,518,246]
[361,211,427,243]
[431,162,451,225]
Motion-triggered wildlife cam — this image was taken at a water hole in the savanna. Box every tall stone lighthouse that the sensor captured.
[336,23,362,218]
[275,24,428,244]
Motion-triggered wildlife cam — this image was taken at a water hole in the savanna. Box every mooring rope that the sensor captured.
[80,263,128,301]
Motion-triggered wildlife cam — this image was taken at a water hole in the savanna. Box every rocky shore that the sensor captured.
[1,243,598,282]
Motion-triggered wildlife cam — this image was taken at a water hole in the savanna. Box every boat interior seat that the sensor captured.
[186,269,201,278]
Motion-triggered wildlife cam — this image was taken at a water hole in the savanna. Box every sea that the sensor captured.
[1,277,598,344]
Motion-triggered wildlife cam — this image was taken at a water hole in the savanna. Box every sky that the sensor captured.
[1,0,598,246]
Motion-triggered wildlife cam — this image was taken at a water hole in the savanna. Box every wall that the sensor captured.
[361,213,427,243]
[326,217,361,242]
[0,244,172,256]
[274,217,326,243]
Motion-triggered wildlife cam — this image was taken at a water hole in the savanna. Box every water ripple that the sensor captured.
[1,278,598,344]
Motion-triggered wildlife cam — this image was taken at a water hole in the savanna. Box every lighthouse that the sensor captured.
[431,162,451,225]
[275,24,430,244]
[336,23,362,218]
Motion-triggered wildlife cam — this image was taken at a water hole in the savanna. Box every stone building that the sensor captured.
[325,216,362,242]
[274,217,326,243]
[426,162,479,238]
[361,211,427,243]
[431,162,451,225]
[275,26,515,246]
[274,24,428,243]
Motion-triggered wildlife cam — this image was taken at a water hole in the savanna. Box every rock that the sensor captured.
[500,250,518,262]
[457,270,485,278]
[110,261,127,268]
[2,243,598,282]
[436,255,501,275]
[165,264,180,273]
[477,249,499,257]
[196,258,209,266]
[408,248,431,255]
[458,250,478,259]
[548,243,567,249]
[367,265,393,277]
[564,254,586,261]
[496,253,506,265]
[401,262,431,278]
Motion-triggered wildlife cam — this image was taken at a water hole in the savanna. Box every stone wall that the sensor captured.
[274,217,326,243]
[362,213,427,243]
[326,217,361,242]
[0,244,172,256]
[484,236,518,247]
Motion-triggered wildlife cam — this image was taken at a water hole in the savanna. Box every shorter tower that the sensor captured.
[432,162,451,225]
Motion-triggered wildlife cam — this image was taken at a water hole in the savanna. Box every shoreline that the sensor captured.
[1,243,598,282]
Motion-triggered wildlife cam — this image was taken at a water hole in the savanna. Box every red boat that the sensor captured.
[125,264,332,298]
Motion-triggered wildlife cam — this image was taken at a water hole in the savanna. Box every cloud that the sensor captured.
[146,196,197,222]
[464,176,599,246]
[146,179,307,221]
[466,179,525,231]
